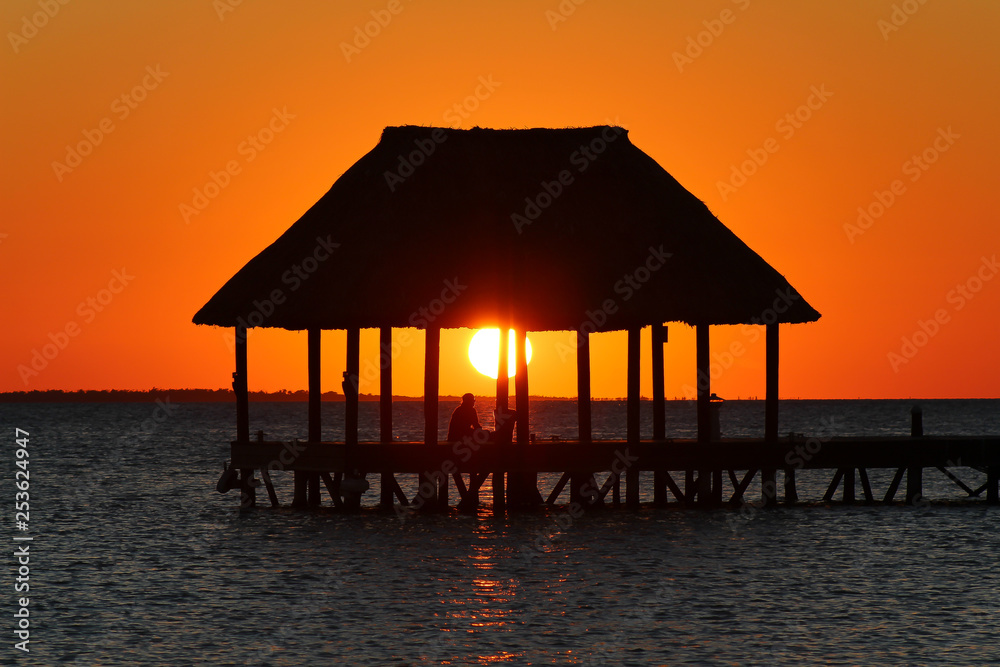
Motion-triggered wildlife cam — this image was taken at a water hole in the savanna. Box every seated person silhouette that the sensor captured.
[447,393,482,442]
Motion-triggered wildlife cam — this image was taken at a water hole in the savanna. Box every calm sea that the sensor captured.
[1,399,998,665]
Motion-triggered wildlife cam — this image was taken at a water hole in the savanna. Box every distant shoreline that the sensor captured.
[0,389,587,403]
[1,390,992,403]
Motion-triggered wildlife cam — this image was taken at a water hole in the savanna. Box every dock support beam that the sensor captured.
[988,466,999,504]
[234,325,254,508]
[626,327,641,508]
[696,324,711,506]
[493,327,509,515]
[422,326,441,510]
[763,323,779,506]
[300,328,323,507]
[340,327,361,510]
[380,327,395,507]
[572,329,597,507]
[906,466,923,505]
[510,328,540,507]
[652,324,667,506]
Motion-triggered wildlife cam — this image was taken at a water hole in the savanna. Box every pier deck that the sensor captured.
[227,436,1000,509]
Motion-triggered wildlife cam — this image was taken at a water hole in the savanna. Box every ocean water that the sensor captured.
[1,399,998,665]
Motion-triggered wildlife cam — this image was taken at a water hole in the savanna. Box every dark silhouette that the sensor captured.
[448,393,482,442]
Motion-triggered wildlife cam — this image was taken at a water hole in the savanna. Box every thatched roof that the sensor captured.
[193,126,819,331]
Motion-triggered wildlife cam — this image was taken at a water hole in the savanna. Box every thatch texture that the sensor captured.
[193,126,819,331]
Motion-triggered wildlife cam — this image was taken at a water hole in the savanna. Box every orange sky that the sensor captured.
[3,0,999,399]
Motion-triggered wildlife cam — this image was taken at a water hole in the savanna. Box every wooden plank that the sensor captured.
[320,472,342,508]
[729,469,756,504]
[884,467,905,503]
[660,470,685,503]
[823,469,844,502]
[260,468,279,507]
[858,468,874,502]
[937,466,976,496]
[546,472,571,505]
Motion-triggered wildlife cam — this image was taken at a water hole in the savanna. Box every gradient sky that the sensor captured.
[4,0,999,399]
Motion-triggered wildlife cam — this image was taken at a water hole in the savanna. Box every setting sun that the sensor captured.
[468,329,533,379]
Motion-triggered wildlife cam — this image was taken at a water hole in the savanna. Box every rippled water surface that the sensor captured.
[2,399,998,665]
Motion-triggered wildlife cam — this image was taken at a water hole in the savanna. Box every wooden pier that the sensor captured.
[226,435,1000,510]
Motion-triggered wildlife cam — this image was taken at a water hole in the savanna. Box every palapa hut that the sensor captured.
[195,125,820,511]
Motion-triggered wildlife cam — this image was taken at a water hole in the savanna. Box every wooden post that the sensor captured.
[345,327,360,447]
[765,323,779,442]
[234,324,254,507]
[911,405,923,437]
[763,323,779,506]
[234,325,249,443]
[785,468,798,504]
[696,324,710,444]
[573,329,594,506]
[306,328,323,507]
[652,323,667,505]
[843,467,855,503]
[696,324,710,506]
[987,465,999,504]
[515,328,529,445]
[511,328,540,507]
[380,327,394,507]
[906,466,922,505]
[424,326,440,509]
[626,326,641,509]
[652,324,665,440]
[493,326,508,515]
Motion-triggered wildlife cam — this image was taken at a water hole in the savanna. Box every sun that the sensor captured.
[468,329,533,379]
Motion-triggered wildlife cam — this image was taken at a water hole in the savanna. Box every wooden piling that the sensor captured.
[988,465,999,504]
[906,466,923,505]
[763,323,779,506]
[380,327,395,507]
[626,327,641,508]
[493,326,508,515]
[573,329,593,506]
[423,326,440,510]
[234,325,254,507]
[652,324,667,506]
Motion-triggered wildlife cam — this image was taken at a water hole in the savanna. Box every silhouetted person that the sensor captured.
[448,393,481,442]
